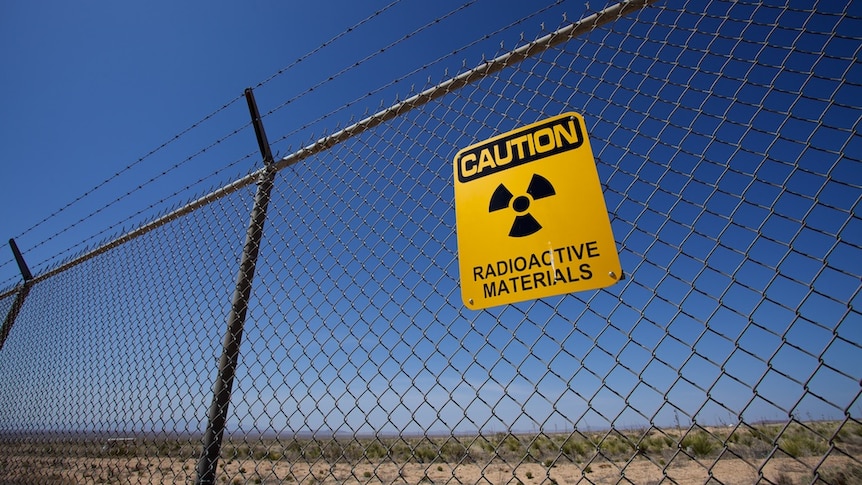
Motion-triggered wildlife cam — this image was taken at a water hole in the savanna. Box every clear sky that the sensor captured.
[0,0,563,286]
[1,1,294,283]
[0,0,859,439]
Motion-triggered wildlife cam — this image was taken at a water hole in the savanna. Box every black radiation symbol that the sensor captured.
[488,174,556,237]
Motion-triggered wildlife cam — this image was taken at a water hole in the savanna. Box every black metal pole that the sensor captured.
[1,239,34,351]
[9,238,33,281]
[195,88,275,485]
[0,285,30,351]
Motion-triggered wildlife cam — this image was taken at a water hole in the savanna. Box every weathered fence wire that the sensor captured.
[1,0,860,483]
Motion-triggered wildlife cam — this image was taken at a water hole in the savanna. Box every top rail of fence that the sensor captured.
[0,0,655,301]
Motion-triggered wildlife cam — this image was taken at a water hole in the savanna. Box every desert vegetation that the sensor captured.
[1,420,860,484]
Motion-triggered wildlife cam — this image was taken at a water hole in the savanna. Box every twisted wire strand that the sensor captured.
[9,1,407,277]
[14,95,245,242]
[268,0,567,149]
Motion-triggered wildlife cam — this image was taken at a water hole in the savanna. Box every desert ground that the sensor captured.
[2,422,860,484]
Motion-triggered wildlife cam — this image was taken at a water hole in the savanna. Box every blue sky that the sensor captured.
[0,0,563,286]
[0,0,860,439]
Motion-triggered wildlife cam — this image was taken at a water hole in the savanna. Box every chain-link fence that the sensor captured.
[2,0,861,483]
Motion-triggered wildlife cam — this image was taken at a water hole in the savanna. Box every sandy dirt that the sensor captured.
[1,454,858,484]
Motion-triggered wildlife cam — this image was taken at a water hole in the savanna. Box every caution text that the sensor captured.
[456,116,584,183]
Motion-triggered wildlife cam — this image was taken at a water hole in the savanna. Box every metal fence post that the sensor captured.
[0,239,34,351]
[195,87,276,485]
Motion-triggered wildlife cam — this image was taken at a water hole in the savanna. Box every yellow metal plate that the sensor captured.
[454,112,622,310]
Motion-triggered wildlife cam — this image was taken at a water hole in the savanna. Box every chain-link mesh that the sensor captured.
[2,0,860,484]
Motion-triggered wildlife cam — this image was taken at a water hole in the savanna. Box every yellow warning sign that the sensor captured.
[454,112,622,310]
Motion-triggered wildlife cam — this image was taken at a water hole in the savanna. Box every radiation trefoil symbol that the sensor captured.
[488,173,556,237]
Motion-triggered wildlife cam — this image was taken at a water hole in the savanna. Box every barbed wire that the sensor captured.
[5,0,574,286]
[252,0,403,91]
[1,2,859,484]
[22,124,257,274]
[267,0,569,151]
[5,1,409,281]
[262,1,480,129]
[31,150,260,278]
[13,95,246,243]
